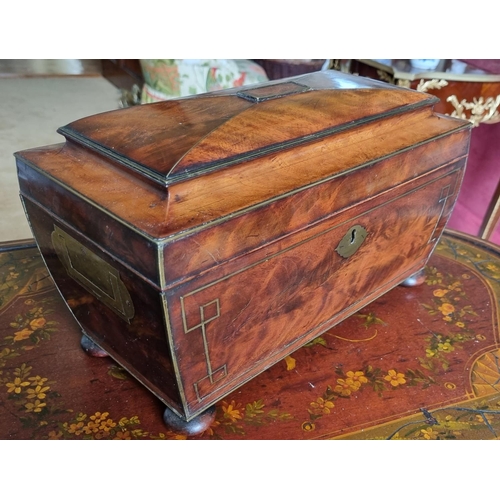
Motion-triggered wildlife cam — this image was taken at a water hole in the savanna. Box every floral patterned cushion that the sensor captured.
[140,59,269,103]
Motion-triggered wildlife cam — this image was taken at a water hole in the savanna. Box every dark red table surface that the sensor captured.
[2,230,500,440]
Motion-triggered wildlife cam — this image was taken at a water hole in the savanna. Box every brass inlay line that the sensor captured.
[178,167,463,300]
[427,184,451,245]
[173,170,460,405]
[16,127,469,246]
[177,258,428,411]
[427,169,462,245]
[60,97,437,186]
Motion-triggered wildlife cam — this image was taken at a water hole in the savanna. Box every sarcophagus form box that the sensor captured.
[15,70,471,433]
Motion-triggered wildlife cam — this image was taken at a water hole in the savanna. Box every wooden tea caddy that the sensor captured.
[15,70,471,434]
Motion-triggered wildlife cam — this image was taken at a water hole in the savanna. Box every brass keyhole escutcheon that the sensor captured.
[335,224,368,258]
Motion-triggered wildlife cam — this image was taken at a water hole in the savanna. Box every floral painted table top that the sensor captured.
[1,231,500,440]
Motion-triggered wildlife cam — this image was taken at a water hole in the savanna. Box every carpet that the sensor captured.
[0,75,120,242]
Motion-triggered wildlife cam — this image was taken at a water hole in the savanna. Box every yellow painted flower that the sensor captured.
[65,421,84,435]
[99,418,117,432]
[6,377,30,394]
[25,399,46,413]
[28,376,48,386]
[438,303,455,316]
[13,328,33,342]
[47,430,63,440]
[89,411,109,424]
[443,316,452,322]
[114,431,132,440]
[420,427,437,440]
[222,400,243,422]
[455,322,465,328]
[284,355,296,371]
[29,317,47,330]
[346,370,368,385]
[433,289,449,297]
[334,379,353,396]
[348,380,362,391]
[476,414,494,425]
[438,342,454,353]
[310,397,334,414]
[83,421,100,434]
[26,384,50,399]
[384,369,406,387]
[444,382,456,390]
[302,421,316,432]
[426,348,436,358]
[476,334,486,341]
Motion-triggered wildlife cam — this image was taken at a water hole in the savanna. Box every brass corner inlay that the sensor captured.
[51,225,134,322]
[180,295,227,401]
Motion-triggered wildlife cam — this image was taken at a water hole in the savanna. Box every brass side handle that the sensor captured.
[51,225,135,322]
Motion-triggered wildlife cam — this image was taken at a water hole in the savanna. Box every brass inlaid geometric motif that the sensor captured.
[427,174,460,245]
[180,296,227,401]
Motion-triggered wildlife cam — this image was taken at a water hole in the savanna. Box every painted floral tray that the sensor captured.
[1,230,500,440]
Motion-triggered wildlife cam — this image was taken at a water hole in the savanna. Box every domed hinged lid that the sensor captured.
[57,70,439,188]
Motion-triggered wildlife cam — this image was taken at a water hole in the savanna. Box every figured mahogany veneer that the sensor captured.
[15,70,472,425]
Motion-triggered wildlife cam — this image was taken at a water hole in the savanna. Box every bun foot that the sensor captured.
[400,268,426,287]
[80,333,109,357]
[163,405,216,437]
